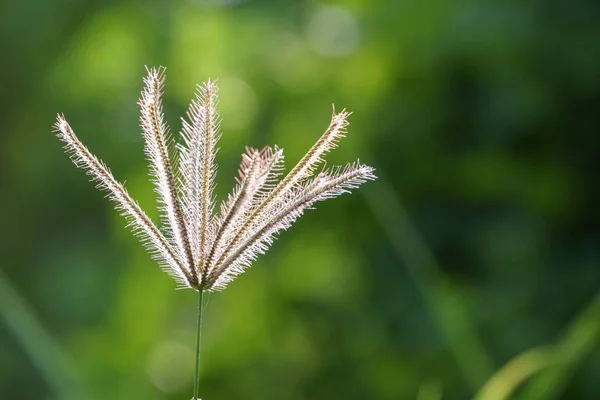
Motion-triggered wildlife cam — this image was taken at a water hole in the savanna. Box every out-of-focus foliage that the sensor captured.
[1,0,599,399]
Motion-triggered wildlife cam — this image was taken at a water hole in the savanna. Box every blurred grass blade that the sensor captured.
[0,270,91,400]
[516,291,600,400]
[364,177,494,390]
[473,347,557,400]
[474,291,600,400]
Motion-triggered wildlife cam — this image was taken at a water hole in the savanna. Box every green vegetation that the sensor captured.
[0,0,598,399]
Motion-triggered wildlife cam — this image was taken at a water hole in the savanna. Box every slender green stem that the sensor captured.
[193,289,204,400]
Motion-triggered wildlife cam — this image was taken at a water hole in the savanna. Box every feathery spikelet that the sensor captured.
[178,79,220,282]
[53,115,191,287]
[53,67,376,292]
[139,67,196,286]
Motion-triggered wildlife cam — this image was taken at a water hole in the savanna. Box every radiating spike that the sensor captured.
[178,80,220,282]
[53,115,192,287]
[139,67,196,286]
[208,162,376,290]
[210,111,349,278]
[206,147,285,277]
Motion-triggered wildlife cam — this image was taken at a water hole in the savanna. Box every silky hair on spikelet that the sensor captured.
[53,66,376,292]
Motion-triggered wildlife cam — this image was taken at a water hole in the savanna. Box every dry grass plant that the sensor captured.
[53,67,376,399]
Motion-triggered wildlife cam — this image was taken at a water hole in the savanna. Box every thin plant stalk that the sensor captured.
[193,289,205,400]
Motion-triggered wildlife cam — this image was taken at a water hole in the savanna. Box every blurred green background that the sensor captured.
[1,0,599,399]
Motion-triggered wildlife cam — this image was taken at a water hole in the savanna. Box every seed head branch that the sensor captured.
[210,110,350,279]
[209,162,375,289]
[139,67,196,286]
[53,115,191,287]
[54,67,375,292]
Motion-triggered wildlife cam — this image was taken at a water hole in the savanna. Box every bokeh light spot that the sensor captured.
[147,341,194,393]
[305,5,361,58]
